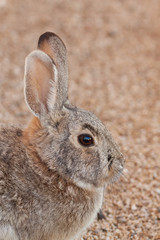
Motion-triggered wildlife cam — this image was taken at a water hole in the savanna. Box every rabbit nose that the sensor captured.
[107,154,113,171]
[107,154,112,162]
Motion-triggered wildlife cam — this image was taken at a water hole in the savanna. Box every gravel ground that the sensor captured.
[0,0,160,239]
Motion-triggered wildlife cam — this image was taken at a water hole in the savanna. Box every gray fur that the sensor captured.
[0,32,124,240]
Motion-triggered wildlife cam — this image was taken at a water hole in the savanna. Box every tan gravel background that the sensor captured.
[0,0,160,239]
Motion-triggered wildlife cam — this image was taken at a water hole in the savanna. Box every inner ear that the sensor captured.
[24,50,58,117]
[31,57,55,110]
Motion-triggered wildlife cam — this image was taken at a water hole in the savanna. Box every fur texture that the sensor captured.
[0,32,124,240]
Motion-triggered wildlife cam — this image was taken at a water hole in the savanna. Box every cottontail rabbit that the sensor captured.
[0,32,124,240]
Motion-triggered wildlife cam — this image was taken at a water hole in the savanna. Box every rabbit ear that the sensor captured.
[38,32,68,108]
[24,50,58,117]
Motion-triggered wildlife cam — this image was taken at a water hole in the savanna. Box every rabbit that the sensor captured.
[0,32,124,240]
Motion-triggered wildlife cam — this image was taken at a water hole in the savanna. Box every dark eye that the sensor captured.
[78,134,94,147]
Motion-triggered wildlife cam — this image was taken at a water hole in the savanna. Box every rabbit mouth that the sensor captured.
[105,160,123,184]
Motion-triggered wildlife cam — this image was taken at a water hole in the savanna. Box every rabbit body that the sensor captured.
[0,32,124,240]
[0,124,104,240]
[0,124,103,240]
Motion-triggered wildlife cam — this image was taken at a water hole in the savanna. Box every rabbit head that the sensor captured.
[24,32,124,190]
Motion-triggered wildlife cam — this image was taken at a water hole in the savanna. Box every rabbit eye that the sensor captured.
[78,134,94,147]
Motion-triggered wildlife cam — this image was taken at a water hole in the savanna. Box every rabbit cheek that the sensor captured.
[77,150,102,187]
[57,141,101,187]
